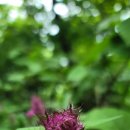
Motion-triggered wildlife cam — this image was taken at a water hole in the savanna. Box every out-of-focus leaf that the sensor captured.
[81,107,130,130]
[118,18,130,45]
[17,126,44,130]
[7,72,25,82]
[67,66,87,82]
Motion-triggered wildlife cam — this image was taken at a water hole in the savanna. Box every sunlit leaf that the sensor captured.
[81,107,130,130]
[17,126,44,130]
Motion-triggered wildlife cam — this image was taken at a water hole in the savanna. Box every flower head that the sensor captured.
[40,105,84,130]
[27,96,84,130]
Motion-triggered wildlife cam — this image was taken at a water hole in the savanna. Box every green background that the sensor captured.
[0,0,130,130]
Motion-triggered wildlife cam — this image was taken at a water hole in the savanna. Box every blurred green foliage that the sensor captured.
[0,0,130,130]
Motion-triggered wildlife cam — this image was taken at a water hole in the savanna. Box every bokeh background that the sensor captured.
[1,0,130,130]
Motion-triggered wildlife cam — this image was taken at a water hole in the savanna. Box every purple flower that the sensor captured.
[40,105,84,130]
[27,96,84,130]
[26,96,45,118]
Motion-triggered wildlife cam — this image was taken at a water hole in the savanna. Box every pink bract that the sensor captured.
[26,96,45,118]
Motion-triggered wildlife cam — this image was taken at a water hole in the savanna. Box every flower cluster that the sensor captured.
[27,96,84,130]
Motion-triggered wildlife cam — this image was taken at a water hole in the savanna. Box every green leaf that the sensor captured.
[81,107,130,130]
[17,126,44,130]
[118,18,130,45]
[67,66,87,82]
